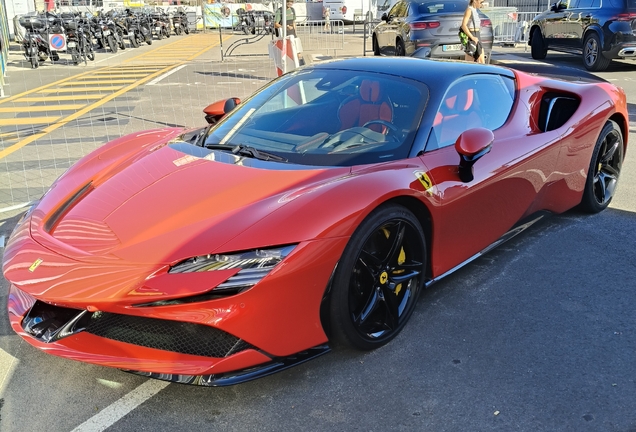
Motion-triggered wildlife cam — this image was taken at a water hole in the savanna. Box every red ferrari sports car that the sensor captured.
[3,58,627,386]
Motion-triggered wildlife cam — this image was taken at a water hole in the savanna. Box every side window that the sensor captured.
[427,75,515,151]
[574,0,594,7]
[388,1,402,16]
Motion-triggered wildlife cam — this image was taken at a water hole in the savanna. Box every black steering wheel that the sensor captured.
[362,119,398,136]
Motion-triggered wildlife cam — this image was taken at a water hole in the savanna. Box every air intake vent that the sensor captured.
[44,182,94,233]
[84,312,254,358]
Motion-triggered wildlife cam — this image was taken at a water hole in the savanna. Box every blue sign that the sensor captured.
[49,34,66,51]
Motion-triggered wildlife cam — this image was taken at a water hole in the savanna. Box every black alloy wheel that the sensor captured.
[583,32,611,72]
[531,28,547,60]
[580,120,623,213]
[396,39,405,56]
[329,204,426,350]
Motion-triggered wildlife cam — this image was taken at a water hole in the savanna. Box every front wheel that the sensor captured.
[579,120,624,213]
[583,33,611,71]
[531,28,547,60]
[30,55,39,69]
[130,33,140,48]
[372,35,380,56]
[107,35,117,53]
[184,26,190,34]
[395,39,405,56]
[328,204,426,350]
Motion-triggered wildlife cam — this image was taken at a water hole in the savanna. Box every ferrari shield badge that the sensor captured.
[414,171,434,195]
[29,258,43,272]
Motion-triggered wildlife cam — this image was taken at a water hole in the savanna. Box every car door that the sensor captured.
[566,0,600,50]
[420,74,563,275]
[378,0,408,54]
[542,0,572,48]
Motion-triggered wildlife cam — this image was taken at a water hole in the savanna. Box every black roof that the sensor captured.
[310,57,515,86]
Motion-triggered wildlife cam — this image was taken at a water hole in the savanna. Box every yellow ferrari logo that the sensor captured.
[379,271,388,284]
[29,258,43,272]
[414,171,434,195]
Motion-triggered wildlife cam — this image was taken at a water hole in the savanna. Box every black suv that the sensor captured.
[529,0,636,71]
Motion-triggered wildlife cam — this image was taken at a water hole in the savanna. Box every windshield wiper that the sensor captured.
[204,144,287,162]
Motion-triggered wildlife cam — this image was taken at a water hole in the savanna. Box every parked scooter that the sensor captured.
[172,8,189,35]
[151,9,171,40]
[18,14,60,68]
[61,13,95,65]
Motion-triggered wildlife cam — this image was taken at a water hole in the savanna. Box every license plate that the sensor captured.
[174,23,180,26]
[103,30,110,35]
[67,42,76,47]
[442,44,462,52]
[156,27,161,31]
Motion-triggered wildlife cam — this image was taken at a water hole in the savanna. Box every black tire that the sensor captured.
[395,39,405,56]
[87,50,95,61]
[130,33,140,48]
[373,35,380,56]
[583,32,611,72]
[166,27,171,38]
[146,37,153,45]
[184,27,190,34]
[30,55,38,69]
[531,27,547,60]
[175,26,182,35]
[580,120,624,213]
[157,28,164,40]
[71,52,80,65]
[107,35,117,53]
[328,204,426,350]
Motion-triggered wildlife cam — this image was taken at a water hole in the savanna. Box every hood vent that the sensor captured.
[44,182,94,234]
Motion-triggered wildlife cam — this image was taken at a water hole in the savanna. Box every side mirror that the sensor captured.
[381,13,388,21]
[203,97,241,125]
[454,128,494,182]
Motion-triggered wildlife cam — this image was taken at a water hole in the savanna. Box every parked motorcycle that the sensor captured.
[61,13,95,65]
[151,10,171,40]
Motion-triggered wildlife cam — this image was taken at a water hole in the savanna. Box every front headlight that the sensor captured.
[169,245,296,292]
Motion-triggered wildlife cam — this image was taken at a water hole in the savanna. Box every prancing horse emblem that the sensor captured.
[29,258,43,272]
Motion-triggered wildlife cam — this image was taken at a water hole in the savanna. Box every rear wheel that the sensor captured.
[395,39,405,56]
[328,204,426,350]
[531,27,547,60]
[583,32,611,71]
[184,26,190,34]
[580,120,623,213]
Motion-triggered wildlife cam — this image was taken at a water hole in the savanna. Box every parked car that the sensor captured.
[372,0,493,60]
[529,0,636,71]
[4,58,627,386]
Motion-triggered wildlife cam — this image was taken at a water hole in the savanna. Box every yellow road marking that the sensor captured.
[38,87,124,93]
[0,105,86,113]
[0,34,230,160]
[60,79,138,85]
[0,62,184,159]
[86,74,151,78]
[19,95,108,102]
[0,117,60,126]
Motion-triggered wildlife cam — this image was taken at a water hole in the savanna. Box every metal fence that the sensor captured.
[296,20,345,54]
[484,10,541,45]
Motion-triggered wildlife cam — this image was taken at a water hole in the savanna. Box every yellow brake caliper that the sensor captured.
[382,227,405,296]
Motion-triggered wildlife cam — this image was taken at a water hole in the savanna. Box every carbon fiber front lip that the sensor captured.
[123,344,331,386]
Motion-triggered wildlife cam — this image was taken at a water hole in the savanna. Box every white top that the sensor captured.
[468,6,481,29]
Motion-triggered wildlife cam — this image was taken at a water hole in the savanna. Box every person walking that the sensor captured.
[323,5,331,33]
[275,0,298,38]
[461,0,485,64]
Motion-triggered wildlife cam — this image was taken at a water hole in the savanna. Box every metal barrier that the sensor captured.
[486,10,539,46]
[362,20,382,56]
[295,20,345,54]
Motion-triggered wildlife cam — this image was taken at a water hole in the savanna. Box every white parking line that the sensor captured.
[147,64,188,85]
[71,379,170,432]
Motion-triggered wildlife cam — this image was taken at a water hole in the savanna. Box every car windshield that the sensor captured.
[417,0,467,14]
[202,68,429,167]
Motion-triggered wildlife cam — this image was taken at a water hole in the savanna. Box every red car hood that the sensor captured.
[28,135,349,266]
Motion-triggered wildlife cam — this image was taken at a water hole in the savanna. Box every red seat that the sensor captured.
[434,86,482,146]
[338,80,393,133]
